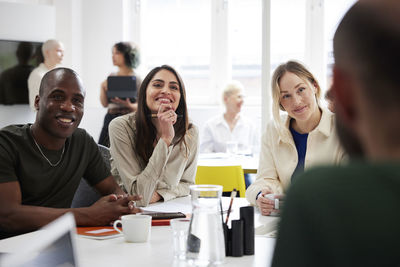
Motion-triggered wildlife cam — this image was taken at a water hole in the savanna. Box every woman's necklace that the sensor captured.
[31,127,65,167]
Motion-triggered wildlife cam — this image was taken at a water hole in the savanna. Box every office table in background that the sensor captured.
[0,197,277,267]
[198,153,259,174]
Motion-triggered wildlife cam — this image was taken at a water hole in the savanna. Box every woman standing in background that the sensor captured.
[98,42,141,147]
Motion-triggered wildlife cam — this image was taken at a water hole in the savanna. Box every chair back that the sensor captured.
[71,144,110,208]
[195,165,246,197]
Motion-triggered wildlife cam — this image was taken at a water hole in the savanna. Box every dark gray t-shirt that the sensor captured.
[0,124,110,208]
[272,161,400,267]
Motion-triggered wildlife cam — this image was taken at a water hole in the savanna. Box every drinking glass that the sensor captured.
[226,141,238,156]
[170,218,190,260]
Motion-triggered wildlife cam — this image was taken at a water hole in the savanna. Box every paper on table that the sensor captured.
[77,227,122,240]
[142,196,231,214]
[86,229,115,234]
[142,196,192,214]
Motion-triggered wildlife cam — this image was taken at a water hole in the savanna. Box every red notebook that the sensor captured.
[77,226,122,240]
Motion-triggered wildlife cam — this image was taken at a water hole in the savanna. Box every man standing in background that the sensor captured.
[28,39,64,111]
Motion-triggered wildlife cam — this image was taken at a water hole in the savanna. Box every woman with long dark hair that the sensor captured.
[109,65,198,207]
[98,42,141,147]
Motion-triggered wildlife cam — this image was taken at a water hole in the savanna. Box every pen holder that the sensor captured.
[223,206,255,257]
[240,206,254,255]
[223,220,244,257]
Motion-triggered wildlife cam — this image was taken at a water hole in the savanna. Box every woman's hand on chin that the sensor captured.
[157,101,177,146]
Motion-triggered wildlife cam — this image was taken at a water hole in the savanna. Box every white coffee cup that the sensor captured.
[113,214,152,242]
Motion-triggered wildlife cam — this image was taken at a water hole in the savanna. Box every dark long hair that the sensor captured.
[134,65,191,166]
[114,42,140,69]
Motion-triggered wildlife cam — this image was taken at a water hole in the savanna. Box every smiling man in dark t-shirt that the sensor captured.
[0,68,141,239]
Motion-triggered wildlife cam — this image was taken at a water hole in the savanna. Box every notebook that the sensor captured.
[0,213,80,267]
[106,76,137,102]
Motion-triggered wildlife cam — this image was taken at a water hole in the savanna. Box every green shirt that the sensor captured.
[272,161,400,267]
[0,124,110,208]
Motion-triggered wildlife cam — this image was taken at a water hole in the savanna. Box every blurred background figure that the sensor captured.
[98,42,141,147]
[200,80,259,155]
[27,39,64,111]
[200,80,259,188]
[0,42,34,105]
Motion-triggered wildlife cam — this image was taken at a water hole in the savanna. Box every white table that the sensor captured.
[198,153,259,174]
[0,197,277,267]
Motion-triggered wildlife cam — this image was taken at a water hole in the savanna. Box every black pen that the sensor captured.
[149,114,183,118]
[225,188,237,224]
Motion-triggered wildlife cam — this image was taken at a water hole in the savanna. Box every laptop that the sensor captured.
[0,213,80,267]
[106,76,137,103]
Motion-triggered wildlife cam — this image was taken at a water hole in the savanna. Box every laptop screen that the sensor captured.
[0,213,79,267]
[106,76,137,102]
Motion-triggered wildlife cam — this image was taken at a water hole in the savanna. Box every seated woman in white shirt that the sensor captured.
[200,81,259,155]
[246,60,346,215]
[200,81,259,188]
[109,65,199,207]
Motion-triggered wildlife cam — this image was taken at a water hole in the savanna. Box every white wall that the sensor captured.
[0,1,55,42]
[0,1,55,128]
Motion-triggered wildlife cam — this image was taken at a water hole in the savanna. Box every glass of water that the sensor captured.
[226,141,238,156]
[170,218,190,260]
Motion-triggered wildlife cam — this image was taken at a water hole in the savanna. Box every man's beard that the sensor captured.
[335,115,365,159]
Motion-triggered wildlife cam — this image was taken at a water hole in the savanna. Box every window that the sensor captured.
[141,0,211,105]
[271,0,306,70]
[229,0,262,104]
[139,0,356,107]
[324,0,357,87]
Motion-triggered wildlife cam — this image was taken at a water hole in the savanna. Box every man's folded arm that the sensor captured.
[0,180,140,235]
[93,175,126,196]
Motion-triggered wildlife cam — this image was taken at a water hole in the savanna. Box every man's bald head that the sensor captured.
[42,39,64,68]
[39,68,85,97]
[41,39,62,54]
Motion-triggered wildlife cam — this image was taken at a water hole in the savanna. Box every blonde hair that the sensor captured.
[271,60,321,128]
[222,80,244,102]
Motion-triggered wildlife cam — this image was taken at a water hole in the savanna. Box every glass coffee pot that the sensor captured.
[186,185,225,266]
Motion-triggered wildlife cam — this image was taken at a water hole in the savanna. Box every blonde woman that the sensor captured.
[246,61,345,215]
[200,80,258,155]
